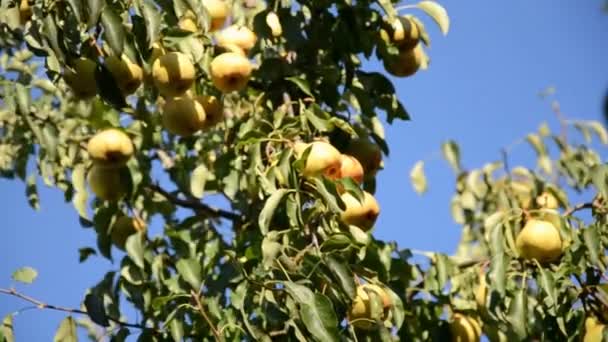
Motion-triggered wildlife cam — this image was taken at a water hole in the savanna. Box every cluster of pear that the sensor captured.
[85,129,146,249]
[61,0,261,137]
[380,16,428,78]
[348,283,394,329]
[294,138,383,232]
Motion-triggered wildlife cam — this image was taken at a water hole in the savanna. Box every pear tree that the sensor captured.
[0,0,607,341]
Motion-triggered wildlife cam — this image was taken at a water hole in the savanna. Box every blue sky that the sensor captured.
[1,1,607,340]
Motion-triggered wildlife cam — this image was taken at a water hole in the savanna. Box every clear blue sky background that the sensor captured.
[1,1,607,340]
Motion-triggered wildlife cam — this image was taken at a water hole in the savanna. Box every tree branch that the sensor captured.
[0,288,152,331]
[190,290,222,341]
[147,184,243,222]
[564,202,595,217]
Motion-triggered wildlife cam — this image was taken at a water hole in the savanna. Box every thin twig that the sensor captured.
[147,184,242,222]
[190,290,222,341]
[564,202,595,217]
[0,288,151,331]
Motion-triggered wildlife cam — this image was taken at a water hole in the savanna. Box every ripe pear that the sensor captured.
[475,272,488,309]
[340,191,380,231]
[87,165,129,201]
[64,57,97,99]
[266,12,282,37]
[293,141,342,178]
[19,0,32,23]
[384,43,425,77]
[346,138,383,177]
[152,52,196,97]
[178,11,198,32]
[111,215,146,250]
[348,285,391,330]
[203,0,229,31]
[339,154,364,184]
[584,319,605,342]
[449,313,482,342]
[105,55,143,95]
[216,25,257,54]
[536,191,559,209]
[194,95,224,128]
[516,219,562,263]
[87,128,134,168]
[210,52,252,92]
[381,16,419,49]
[162,97,206,137]
[364,284,392,311]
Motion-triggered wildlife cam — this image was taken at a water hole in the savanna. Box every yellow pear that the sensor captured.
[363,284,392,312]
[216,25,257,54]
[178,11,198,32]
[475,272,488,309]
[152,52,196,97]
[64,57,97,99]
[536,191,559,209]
[266,12,282,37]
[516,219,562,263]
[19,0,32,23]
[348,285,391,330]
[340,191,380,231]
[87,128,134,168]
[111,215,146,250]
[383,43,425,77]
[346,138,382,177]
[583,319,605,342]
[194,95,224,128]
[293,141,342,178]
[162,97,206,137]
[87,165,129,201]
[203,0,229,31]
[449,313,481,342]
[210,52,252,92]
[105,55,143,95]
[339,154,364,184]
[381,16,419,49]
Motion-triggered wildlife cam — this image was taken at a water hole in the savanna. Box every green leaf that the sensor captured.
[141,0,161,48]
[11,266,38,284]
[1,315,14,342]
[285,77,313,97]
[176,258,202,290]
[125,233,145,269]
[53,316,77,342]
[169,316,184,342]
[284,282,314,303]
[300,294,340,342]
[262,238,282,270]
[86,0,104,28]
[84,293,110,327]
[507,287,527,340]
[312,178,342,213]
[441,140,461,173]
[78,248,97,263]
[101,6,125,57]
[410,161,427,194]
[526,133,546,155]
[258,189,290,234]
[26,173,39,210]
[591,165,608,199]
[534,261,557,314]
[190,164,208,199]
[324,256,355,299]
[588,121,608,144]
[583,225,603,270]
[66,0,83,22]
[417,1,450,35]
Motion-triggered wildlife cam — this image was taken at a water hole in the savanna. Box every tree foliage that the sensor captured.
[0,0,607,341]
